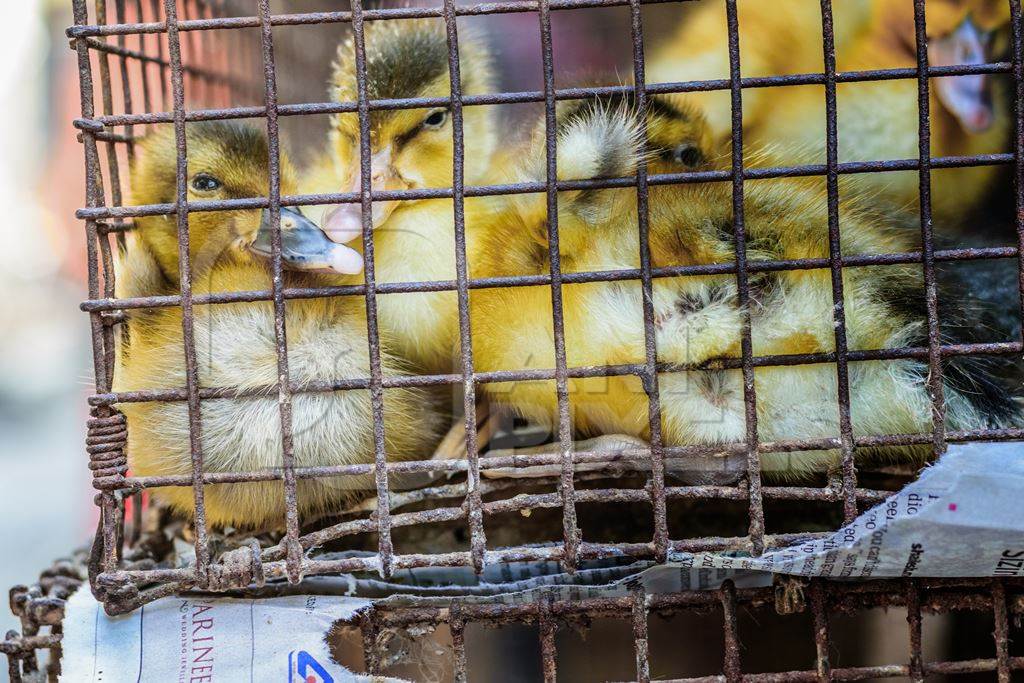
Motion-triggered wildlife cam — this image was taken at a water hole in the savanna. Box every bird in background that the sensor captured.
[114,121,442,529]
[469,94,1022,476]
[646,0,1014,235]
[303,17,500,375]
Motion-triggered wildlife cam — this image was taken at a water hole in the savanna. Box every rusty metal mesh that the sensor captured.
[3,0,1024,680]
[4,560,1024,680]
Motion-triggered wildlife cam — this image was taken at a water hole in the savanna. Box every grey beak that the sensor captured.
[250,206,364,274]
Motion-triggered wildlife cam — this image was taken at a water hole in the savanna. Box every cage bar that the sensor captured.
[817,0,857,524]
[626,0,670,564]
[440,0,488,574]
[161,0,212,582]
[255,0,304,584]
[911,0,948,459]
[724,0,765,556]
[538,0,581,572]
[349,0,397,579]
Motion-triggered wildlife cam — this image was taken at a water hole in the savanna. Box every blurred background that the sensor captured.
[0,0,93,636]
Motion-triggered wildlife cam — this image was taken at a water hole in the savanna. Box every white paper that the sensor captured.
[59,589,395,683]
[61,442,1024,679]
[667,440,1024,580]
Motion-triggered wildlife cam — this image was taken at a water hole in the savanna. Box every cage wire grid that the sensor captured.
[1,0,1022,679]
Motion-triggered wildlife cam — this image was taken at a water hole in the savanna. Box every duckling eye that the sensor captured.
[671,143,703,167]
[191,173,222,192]
[423,109,448,129]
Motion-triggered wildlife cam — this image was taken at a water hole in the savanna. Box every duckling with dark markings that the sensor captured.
[471,96,1021,475]
[115,121,442,529]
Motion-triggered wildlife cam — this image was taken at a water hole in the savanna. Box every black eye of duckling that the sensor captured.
[669,143,703,167]
[423,109,448,129]
[191,173,222,192]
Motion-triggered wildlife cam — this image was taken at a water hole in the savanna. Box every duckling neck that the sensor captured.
[374,198,460,283]
[368,196,488,372]
[135,218,187,291]
[136,216,250,292]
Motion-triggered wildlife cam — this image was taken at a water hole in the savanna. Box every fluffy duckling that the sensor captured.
[114,121,441,529]
[551,90,718,174]
[303,18,497,373]
[470,98,1021,474]
[647,0,1013,232]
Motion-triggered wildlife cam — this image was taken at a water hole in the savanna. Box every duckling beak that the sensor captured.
[250,206,364,274]
[322,146,401,244]
[930,16,995,134]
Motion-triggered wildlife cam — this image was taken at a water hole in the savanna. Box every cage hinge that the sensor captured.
[86,407,128,491]
[207,541,267,591]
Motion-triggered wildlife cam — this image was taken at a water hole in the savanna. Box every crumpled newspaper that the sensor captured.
[664,439,1024,581]
[60,442,1024,681]
[59,590,401,683]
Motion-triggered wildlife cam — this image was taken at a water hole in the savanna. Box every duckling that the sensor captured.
[303,18,497,373]
[470,98,1021,474]
[471,95,712,441]
[114,121,442,529]
[647,0,1013,233]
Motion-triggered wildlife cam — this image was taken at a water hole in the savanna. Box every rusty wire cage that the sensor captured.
[3,0,1024,679]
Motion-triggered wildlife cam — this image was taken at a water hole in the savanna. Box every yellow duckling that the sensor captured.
[648,0,1013,232]
[114,121,442,529]
[304,18,497,374]
[471,97,1021,474]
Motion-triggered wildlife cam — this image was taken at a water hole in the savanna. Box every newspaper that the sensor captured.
[59,589,395,683]
[60,442,1024,681]
[665,439,1024,582]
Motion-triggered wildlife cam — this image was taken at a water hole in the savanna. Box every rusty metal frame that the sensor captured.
[5,565,1024,681]
[22,0,1023,679]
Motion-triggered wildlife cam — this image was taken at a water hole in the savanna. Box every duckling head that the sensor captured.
[131,121,362,284]
[550,91,715,180]
[876,0,1010,133]
[322,18,495,242]
[512,92,708,231]
[642,95,717,174]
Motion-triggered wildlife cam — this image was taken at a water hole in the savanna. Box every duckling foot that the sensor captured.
[665,451,747,486]
[480,434,651,479]
[480,434,747,484]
